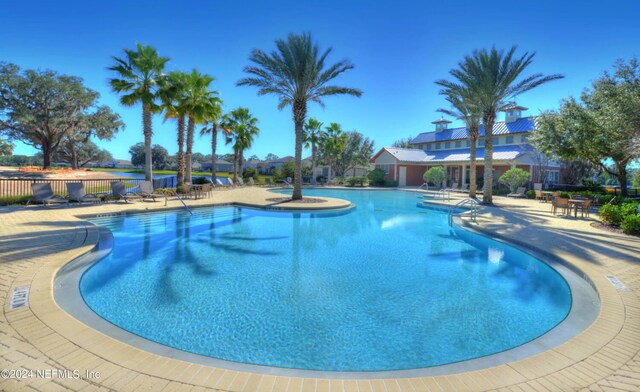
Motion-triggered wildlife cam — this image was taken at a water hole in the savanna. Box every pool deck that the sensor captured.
[1,187,639,391]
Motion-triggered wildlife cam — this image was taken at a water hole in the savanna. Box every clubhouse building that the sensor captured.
[370,104,560,187]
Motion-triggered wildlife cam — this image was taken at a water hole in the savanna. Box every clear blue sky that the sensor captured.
[2,0,639,161]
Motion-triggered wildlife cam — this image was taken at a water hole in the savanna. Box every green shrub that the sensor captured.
[620,201,639,217]
[242,167,259,180]
[367,169,386,186]
[423,166,447,188]
[499,168,530,193]
[346,176,368,187]
[192,176,208,185]
[384,180,397,187]
[599,204,624,225]
[560,192,571,199]
[525,190,535,199]
[621,214,640,234]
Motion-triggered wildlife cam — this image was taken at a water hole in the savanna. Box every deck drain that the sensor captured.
[9,285,30,310]
[606,275,627,291]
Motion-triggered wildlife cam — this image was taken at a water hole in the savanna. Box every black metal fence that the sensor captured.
[0,176,178,201]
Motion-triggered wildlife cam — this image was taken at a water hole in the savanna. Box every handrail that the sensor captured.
[449,198,480,225]
[165,188,193,215]
[283,179,294,188]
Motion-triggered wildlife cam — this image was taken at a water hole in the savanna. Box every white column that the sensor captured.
[461,164,466,187]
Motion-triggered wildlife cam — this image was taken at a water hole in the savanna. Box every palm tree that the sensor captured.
[199,103,224,184]
[159,71,189,186]
[436,46,563,204]
[237,33,362,200]
[109,43,169,181]
[303,118,325,183]
[182,69,221,184]
[437,89,481,198]
[318,122,348,180]
[221,108,259,181]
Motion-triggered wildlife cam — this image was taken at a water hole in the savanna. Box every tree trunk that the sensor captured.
[186,116,194,184]
[176,116,185,187]
[42,141,52,169]
[70,146,78,170]
[210,123,217,184]
[616,162,628,197]
[143,104,153,182]
[469,136,477,198]
[238,150,244,180]
[311,143,316,183]
[482,117,495,204]
[232,150,239,182]
[292,100,307,200]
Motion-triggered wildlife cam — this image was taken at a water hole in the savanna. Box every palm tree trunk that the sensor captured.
[292,101,306,200]
[483,117,495,204]
[469,137,477,198]
[233,150,239,182]
[239,150,244,179]
[186,116,194,184]
[176,116,185,187]
[210,123,217,184]
[311,143,317,182]
[143,103,153,182]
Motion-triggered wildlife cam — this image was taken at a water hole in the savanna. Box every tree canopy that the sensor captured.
[335,131,375,177]
[531,58,640,194]
[0,63,122,168]
[391,136,414,148]
[129,142,170,170]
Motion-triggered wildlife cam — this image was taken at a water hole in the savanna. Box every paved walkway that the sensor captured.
[0,188,639,391]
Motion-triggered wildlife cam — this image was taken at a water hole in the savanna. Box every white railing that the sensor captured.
[164,188,193,215]
[449,198,480,225]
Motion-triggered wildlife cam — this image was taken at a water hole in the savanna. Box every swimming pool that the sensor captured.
[79,189,572,372]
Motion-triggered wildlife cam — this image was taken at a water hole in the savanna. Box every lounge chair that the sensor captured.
[139,181,160,202]
[445,183,459,192]
[66,183,101,204]
[110,181,142,203]
[236,177,245,186]
[507,187,526,198]
[30,183,69,207]
[552,197,570,215]
[456,184,469,193]
[247,177,255,186]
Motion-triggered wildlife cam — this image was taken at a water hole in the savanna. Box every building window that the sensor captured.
[508,111,513,116]
[506,135,514,144]
[477,139,482,147]
[547,170,559,185]
[426,144,432,151]
[520,134,528,143]
[455,141,461,148]
[466,140,471,147]
[494,136,500,145]
[445,142,450,149]
[436,143,441,150]
[378,164,391,174]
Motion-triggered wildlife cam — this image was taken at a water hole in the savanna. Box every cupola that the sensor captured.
[432,117,452,132]
[501,102,528,123]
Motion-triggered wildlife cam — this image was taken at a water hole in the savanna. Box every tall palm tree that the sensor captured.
[237,33,362,200]
[159,71,189,186]
[221,108,259,181]
[109,43,169,181]
[303,118,325,183]
[182,69,221,184]
[437,89,481,198]
[199,102,224,184]
[436,46,563,204]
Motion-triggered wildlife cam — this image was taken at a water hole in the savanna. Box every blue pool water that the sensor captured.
[81,189,571,371]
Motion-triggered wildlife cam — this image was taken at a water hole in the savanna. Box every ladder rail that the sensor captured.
[448,198,479,225]
[164,188,193,215]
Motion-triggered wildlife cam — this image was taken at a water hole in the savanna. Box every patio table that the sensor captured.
[542,191,554,203]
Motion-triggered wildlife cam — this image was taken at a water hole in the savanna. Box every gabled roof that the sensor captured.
[372,146,529,164]
[411,117,536,144]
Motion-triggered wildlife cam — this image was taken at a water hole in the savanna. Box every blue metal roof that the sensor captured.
[383,145,529,163]
[411,117,536,144]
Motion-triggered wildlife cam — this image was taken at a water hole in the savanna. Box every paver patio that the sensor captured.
[1,187,639,391]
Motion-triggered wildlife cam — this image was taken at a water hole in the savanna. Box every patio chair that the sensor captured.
[534,189,544,202]
[66,183,101,204]
[552,197,570,215]
[445,183,459,192]
[456,184,469,193]
[30,183,69,207]
[576,199,592,218]
[507,187,526,198]
[247,177,255,186]
[139,181,160,202]
[236,177,245,186]
[110,181,142,203]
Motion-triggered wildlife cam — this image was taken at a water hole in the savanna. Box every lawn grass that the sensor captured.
[89,167,274,184]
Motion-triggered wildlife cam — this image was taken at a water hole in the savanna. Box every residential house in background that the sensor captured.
[370,104,560,187]
[100,159,135,169]
[200,159,234,173]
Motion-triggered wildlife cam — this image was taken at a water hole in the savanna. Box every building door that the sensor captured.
[399,166,407,186]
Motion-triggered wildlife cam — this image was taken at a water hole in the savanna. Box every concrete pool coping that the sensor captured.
[1,187,640,391]
[52,205,599,379]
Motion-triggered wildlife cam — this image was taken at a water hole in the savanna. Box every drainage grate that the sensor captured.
[9,285,30,310]
[606,275,627,291]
